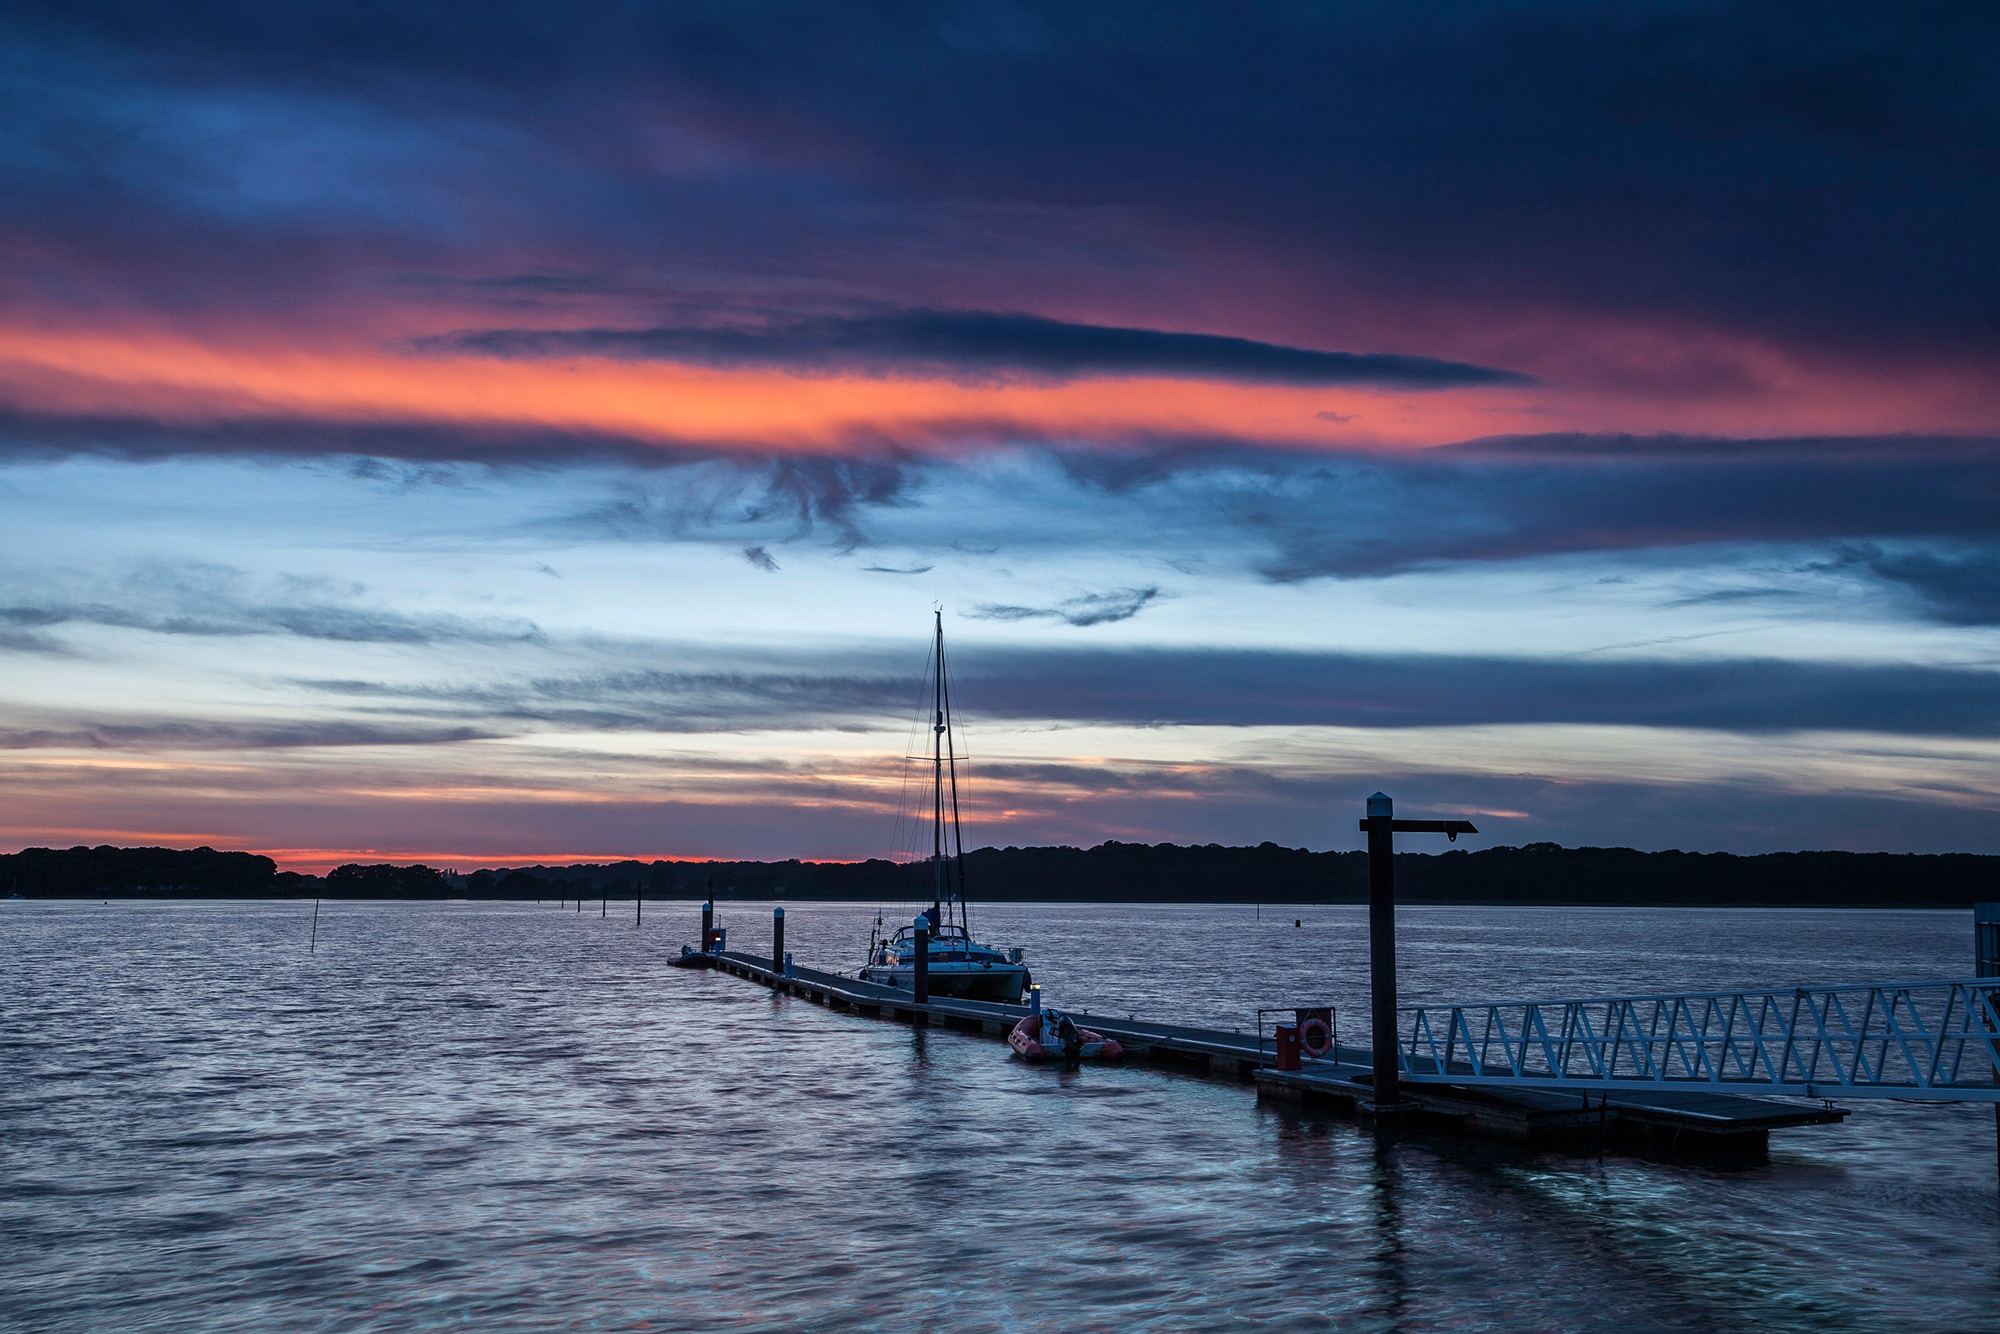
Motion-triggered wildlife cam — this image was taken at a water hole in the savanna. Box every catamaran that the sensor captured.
[858,610,1031,1003]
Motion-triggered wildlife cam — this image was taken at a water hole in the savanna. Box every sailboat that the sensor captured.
[858,610,1031,1003]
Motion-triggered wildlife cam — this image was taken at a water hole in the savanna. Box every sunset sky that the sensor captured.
[3,2,1996,870]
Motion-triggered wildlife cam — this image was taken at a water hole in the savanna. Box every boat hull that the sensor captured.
[859,962,1029,1002]
[1009,1014,1123,1062]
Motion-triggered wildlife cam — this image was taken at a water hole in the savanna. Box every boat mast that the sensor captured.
[930,608,947,933]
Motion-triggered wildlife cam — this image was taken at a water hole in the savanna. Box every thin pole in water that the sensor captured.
[310,898,320,954]
[636,894,642,927]
[601,894,606,918]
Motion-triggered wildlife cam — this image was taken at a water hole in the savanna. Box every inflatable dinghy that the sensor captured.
[1009,1008,1123,1062]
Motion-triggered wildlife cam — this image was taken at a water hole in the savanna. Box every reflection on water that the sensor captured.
[1,900,1995,1332]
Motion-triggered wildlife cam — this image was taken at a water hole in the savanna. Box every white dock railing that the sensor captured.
[1398,979,2000,1101]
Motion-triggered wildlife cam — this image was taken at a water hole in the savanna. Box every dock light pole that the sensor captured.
[772,906,785,975]
[1361,792,1476,1118]
[913,914,931,1006]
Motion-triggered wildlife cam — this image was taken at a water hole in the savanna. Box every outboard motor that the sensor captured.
[1042,1008,1083,1060]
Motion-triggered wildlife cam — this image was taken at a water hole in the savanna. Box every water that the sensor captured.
[3,900,1995,1332]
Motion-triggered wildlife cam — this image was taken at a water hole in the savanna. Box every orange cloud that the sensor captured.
[4,319,1990,459]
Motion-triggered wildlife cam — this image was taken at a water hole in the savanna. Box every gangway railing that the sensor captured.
[1398,979,2000,1102]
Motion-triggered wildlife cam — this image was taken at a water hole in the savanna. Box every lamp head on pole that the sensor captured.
[1367,792,1393,820]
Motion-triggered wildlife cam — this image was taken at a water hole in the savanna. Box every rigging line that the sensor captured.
[941,618,970,939]
[888,642,929,863]
[882,623,935,930]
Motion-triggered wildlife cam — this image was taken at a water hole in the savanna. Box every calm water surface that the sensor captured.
[3,900,1996,1332]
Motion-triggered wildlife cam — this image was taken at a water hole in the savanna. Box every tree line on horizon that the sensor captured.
[2,840,1995,907]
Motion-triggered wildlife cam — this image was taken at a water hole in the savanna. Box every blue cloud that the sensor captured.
[968,587,1161,627]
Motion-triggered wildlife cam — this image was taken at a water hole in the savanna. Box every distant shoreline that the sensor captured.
[5,840,1994,909]
[5,895,1984,910]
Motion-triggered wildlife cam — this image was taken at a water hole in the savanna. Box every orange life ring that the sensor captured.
[1298,1015,1333,1057]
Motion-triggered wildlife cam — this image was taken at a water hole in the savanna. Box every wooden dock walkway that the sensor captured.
[686,948,1847,1157]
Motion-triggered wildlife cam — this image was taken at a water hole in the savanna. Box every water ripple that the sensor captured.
[0,900,1994,1332]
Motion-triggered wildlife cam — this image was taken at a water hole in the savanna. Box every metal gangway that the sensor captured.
[1398,978,2000,1102]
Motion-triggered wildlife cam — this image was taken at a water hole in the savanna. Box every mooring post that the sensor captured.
[772,906,785,974]
[701,898,713,952]
[1360,791,1477,1124]
[1976,902,1999,1177]
[913,913,931,1006]
[1364,792,1404,1113]
[635,893,641,927]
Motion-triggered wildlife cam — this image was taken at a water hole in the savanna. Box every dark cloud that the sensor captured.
[302,646,2000,740]
[953,648,2000,737]
[429,310,1530,389]
[968,587,1161,627]
[1661,588,1804,609]
[0,575,544,648]
[8,601,541,647]
[561,462,934,562]
[746,457,916,548]
[862,564,933,575]
[1089,435,2000,585]
[302,666,917,735]
[0,720,498,750]
[1441,433,1994,461]
[0,408,714,467]
[1836,543,2000,626]
[0,625,66,654]
[1,2,1989,357]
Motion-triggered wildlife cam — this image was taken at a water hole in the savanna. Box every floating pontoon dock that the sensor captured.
[664,794,2000,1163]
[679,947,1850,1157]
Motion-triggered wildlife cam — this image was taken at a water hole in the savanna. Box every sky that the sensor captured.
[2,1,1996,871]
